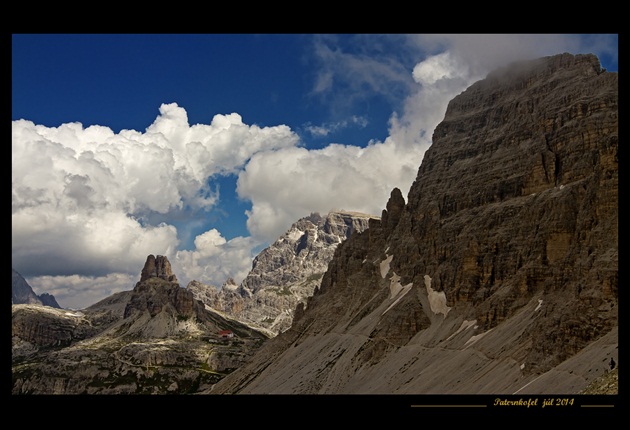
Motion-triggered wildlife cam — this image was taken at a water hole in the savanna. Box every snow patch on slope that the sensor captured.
[464,328,493,349]
[311,228,318,243]
[445,319,476,341]
[287,229,304,242]
[382,270,413,315]
[380,255,393,279]
[424,274,451,317]
[388,272,402,298]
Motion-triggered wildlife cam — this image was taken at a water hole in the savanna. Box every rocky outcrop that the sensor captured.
[124,255,203,323]
[12,305,96,349]
[209,53,618,395]
[190,211,378,336]
[188,279,246,320]
[140,254,178,283]
[12,255,268,394]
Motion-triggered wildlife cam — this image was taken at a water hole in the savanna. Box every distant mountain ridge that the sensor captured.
[189,210,379,336]
[12,268,61,309]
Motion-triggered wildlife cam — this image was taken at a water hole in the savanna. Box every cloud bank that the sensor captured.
[13,104,297,305]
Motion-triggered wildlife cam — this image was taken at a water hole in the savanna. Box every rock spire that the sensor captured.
[140,254,177,283]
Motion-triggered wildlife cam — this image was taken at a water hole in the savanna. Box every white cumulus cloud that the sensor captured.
[236,47,481,244]
[237,138,423,243]
[12,103,298,308]
[174,230,260,289]
[412,52,469,85]
[27,273,138,311]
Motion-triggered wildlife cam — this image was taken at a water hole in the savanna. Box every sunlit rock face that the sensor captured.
[190,211,378,336]
[209,53,618,395]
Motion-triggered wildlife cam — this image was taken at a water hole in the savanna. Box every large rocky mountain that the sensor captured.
[208,53,618,395]
[12,268,61,309]
[189,210,378,336]
[12,255,268,394]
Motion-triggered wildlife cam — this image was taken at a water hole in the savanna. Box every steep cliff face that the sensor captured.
[190,211,378,335]
[209,53,618,395]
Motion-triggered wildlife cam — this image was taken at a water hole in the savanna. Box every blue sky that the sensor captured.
[12,34,618,309]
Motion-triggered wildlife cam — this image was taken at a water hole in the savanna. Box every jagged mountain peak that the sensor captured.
[190,210,379,336]
[222,277,239,291]
[124,254,204,325]
[242,209,379,297]
[12,268,61,309]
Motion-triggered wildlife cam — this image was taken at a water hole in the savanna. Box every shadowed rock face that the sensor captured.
[397,53,618,369]
[38,293,61,308]
[209,53,618,395]
[12,269,41,305]
[12,269,61,309]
